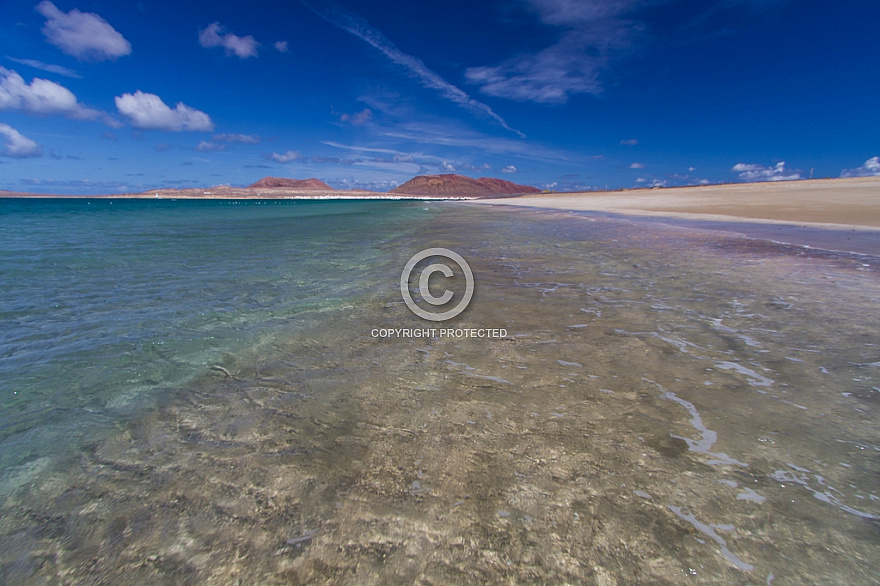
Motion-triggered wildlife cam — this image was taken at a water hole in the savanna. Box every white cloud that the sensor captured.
[214,133,260,144]
[502,165,517,173]
[267,150,305,163]
[300,0,524,137]
[198,23,259,59]
[6,57,81,78]
[732,161,801,182]
[274,40,289,53]
[841,156,880,178]
[115,91,214,131]
[731,163,761,172]
[0,123,42,158]
[629,162,644,169]
[620,138,638,145]
[0,66,107,122]
[195,141,225,152]
[36,1,131,61]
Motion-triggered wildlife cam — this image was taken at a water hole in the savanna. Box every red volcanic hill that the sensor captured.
[389,174,541,197]
[248,177,333,190]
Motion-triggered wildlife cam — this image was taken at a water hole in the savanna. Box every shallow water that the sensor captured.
[1,201,879,584]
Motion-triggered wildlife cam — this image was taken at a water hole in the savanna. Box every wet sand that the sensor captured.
[561,212,880,257]
[473,177,880,229]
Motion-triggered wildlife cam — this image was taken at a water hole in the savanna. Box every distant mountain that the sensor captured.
[389,174,541,197]
[248,177,333,190]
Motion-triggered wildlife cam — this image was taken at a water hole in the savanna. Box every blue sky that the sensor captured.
[0,0,878,194]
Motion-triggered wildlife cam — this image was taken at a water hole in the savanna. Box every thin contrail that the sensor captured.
[300,0,525,139]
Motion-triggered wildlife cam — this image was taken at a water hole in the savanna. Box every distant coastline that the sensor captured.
[0,173,538,201]
[4,176,880,232]
[0,189,479,201]
[0,186,470,201]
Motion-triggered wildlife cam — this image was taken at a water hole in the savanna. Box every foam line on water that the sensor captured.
[714,361,774,387]
[644,378,747,467]
[771,465,880,520]
[667,506,755,572]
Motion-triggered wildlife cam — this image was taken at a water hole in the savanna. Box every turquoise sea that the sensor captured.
[0,199,427,468]
[1,198,879,584]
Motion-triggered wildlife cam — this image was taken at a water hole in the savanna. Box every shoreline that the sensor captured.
[468,177,880,256]
[5,176,880,255]
[470,177,880,230]
[4,177,878,221]
[554,208,880,257]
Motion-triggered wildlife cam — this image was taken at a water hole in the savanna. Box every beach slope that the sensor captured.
[472,177,880,230]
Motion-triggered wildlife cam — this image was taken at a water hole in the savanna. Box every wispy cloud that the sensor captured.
[299,0,524,138]
[36,1,131,62]
[199,23,259,59]
[732,161,801,182]
[374,118,574,163]
[0,67,113,123]
[335,107,373,126]
[468,0,794,105]
[322,141,435,170]
[629,162,644,169]
[321,142,472,177]
[322,141,408,157]
[841,156,880,178]
[274,41,289,53]
[115,91,214,131]
[620,138,638,145]
[0,123,42,158]
[6,57,81,78]
[466,0,641,104]
[319,92,597,181]
[214,133,260,144]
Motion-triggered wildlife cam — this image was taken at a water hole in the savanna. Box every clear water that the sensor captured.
[0,198,429,467]
[1,200,878,584]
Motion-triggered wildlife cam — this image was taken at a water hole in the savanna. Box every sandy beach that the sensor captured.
[472,177,880,230]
